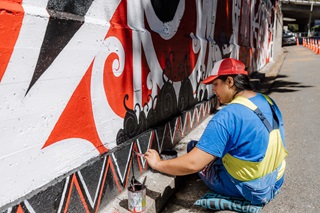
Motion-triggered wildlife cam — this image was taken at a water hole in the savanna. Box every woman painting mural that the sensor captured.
[144,58,288,205]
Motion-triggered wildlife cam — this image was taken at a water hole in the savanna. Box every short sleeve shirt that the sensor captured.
[196,93,285,196]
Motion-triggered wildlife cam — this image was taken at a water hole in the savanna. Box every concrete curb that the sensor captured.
[101,115,214,213]
[102,170,175,213]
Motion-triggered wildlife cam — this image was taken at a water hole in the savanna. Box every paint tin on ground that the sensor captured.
[128,183,146,212]
[160,150,178,160]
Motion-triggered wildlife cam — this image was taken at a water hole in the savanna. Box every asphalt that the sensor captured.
[101,49,287,213]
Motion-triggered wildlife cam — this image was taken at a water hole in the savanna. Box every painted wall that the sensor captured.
[0,0,282,212]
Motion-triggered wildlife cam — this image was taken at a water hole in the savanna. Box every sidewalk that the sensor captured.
[103,114,213,213]
[102,51,286,213]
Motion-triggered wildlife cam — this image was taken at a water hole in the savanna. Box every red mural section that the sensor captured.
[146,0,198,82]
[43,1,137,152]
[43,62,108,154]
[103,0,135,118]
[215,0,233,44]
[0,0,24,81]
[238,0,252,66]
[43,0,155,151]
[44,0,277,150]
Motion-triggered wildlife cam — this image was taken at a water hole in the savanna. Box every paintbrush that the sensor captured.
[141,176,147,189]
[134,151,145,157]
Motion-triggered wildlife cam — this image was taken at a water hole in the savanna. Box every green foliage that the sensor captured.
[288,24,299,32]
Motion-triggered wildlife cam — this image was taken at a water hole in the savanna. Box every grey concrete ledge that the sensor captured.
[101,115,214,213]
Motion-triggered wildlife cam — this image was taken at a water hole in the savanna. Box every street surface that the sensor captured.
[263,45,320,212]
[161,45,320,213]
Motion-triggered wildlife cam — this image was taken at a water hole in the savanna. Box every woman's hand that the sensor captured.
[143,147,215,176]
[144,149,161,170]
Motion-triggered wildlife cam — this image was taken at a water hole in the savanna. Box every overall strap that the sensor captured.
[262,95,280,129]
[231,96,278,132]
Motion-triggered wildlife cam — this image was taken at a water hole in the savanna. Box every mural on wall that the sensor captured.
[0,0,279,211]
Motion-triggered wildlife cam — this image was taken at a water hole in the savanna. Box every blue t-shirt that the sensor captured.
[196,93,285,197]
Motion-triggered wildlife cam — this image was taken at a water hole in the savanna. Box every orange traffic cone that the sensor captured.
[318,40,320,54]
[296,37,299,46]
[304,38,308,47]
[311,39,315,52]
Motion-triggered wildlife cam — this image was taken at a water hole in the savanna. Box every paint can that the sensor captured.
[160,150,178,160]
[128,182,146,212]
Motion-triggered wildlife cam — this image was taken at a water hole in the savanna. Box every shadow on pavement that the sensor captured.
[250,73,313,95]
[269,74,313,94]
[160,174,215,213]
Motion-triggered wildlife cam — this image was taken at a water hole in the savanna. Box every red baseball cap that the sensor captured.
[202,58,248,84]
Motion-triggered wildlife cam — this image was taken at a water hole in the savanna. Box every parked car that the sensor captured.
[282,31,296,46]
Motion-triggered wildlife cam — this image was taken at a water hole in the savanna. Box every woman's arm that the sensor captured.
[144,147,216,176]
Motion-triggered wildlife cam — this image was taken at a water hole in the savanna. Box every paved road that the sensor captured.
[262,45,320,212]
[161,46,320,213]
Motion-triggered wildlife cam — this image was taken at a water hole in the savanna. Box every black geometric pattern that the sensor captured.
[26,0,94,94]
[2,100,212,213]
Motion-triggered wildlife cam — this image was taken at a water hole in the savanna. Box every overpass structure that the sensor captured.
[281,0,320,35]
